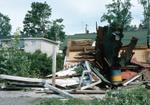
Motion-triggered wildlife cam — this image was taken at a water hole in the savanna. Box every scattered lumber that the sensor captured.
[44,82,75,98]
[5,81,44,88]
[38,89,107,94]
[70,89,106,94]
[122,73,142,86]
[69,46,95,52]
[64,39,95,68]
[81,80,101,90]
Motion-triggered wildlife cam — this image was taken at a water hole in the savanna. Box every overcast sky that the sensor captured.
[0,0,144,35]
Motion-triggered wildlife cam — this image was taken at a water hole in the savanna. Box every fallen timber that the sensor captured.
[0,74,47,83]
[39,89,107,94]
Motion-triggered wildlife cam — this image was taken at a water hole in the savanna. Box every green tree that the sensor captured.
[139,0,150,29]
[22,2,65,42]
[101,0,132,29]
[22,2,51,37]
[46,18,65,41]
[0,12,11,37]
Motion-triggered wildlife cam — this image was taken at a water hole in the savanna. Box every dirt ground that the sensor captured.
[0,90,105,105]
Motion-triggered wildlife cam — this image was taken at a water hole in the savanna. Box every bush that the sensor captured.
[56,54,64,71]
[0,48,64,78]
[0,30,64,78]
[0,49,64,78]
[28,50,52,77]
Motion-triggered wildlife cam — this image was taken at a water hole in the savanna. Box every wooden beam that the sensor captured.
[81,80,101,90]
[69,46,95,52]
[44,82,75,98]
[70,90,106,94]
[37,89,106,94]
[0,74,48,83]
[122,74,142,86]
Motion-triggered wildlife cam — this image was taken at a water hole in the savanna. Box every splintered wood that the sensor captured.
[64,39,95,69]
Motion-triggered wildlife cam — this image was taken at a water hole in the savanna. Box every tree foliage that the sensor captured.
[101,0,132,29]
[22,2,65,41]
[139,0,150,29]
[22,2,51,37]
[0,12,11,36]
[46,18,65,41]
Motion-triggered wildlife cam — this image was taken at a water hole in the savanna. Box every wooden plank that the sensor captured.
[69,46,95,52]
[74,56,94,59]
[44,82,75,98]
[37,89,106,94]
[122,73,142,86]
[0,75,79,89]
[70,90,106,94]
[81,80,101,90]
[4,81,43,88]
[0,74,48,83]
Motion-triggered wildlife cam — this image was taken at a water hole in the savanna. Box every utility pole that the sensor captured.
[52,44,58,86]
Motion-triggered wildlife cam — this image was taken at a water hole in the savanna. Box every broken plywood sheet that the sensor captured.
[47,67,77,78]
[132,48,148,63]
[54,77,80,87]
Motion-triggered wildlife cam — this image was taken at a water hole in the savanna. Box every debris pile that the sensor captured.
[0,26,150,98]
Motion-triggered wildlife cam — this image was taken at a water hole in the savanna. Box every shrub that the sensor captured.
[0,48,64,78]
[56,54,64,71]
[28,50,52,77]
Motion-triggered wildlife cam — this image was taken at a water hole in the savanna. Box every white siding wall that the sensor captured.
[0,38,58,57]
[40,40,56,57]
[24,39,57,57]
[24,40,41,53]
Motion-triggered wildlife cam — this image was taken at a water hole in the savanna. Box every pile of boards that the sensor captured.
[64,39,95,69]
[1,26,150,98]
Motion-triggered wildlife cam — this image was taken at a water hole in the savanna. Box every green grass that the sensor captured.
[38,86,150,105]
